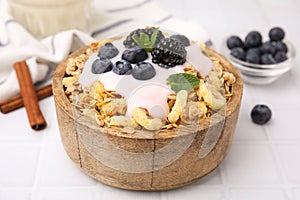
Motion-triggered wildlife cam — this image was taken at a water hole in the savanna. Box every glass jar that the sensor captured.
[7,0,91,38]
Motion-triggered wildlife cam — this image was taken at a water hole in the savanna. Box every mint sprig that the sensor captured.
[132,27,159,52]
[167,73,200,93]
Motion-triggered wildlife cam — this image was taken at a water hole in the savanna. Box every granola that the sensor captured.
[62,29,236,132]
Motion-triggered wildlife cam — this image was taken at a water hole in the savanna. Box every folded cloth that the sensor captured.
[0,0,210,101]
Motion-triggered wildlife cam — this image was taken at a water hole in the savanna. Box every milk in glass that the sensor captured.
[8,0,91,38]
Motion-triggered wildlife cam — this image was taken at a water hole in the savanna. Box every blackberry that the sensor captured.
[123,27,165,50]
[151,38,187,68]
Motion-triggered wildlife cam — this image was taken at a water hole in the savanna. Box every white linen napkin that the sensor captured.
[0,0,211,101]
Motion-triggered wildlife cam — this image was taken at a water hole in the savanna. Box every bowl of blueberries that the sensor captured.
[222,27,296,85]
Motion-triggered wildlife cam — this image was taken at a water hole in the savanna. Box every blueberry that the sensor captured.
[247,47,261,56]
[226,36,244,50]
[91,59,113,74]
[112,60,132,75]
[170,34,190,47]
[98,42,119,59]
[260,54,276,64]
[244,31,262,48]
[246,49,260,64]
[132,62,156,80]
[122,47,148,64]
[269,27,285,41]
[274,51,288,63]
[251,104,272,125]
[260,41,276,55]
[230,47,246,61]
[274,41,288,53]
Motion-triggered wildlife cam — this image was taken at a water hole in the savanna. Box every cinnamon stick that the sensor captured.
[0,84,52,114]
[13,61,47,130]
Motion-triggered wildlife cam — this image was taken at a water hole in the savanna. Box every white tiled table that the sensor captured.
[1,0,300,199]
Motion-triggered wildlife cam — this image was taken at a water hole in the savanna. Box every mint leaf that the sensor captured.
[150,27,159,48]
[167,73,200,93]
[131,28,160,52]
[139,32,150,44]
[132,33,152,51]
[132,34,146,48]
[140,32,152,51]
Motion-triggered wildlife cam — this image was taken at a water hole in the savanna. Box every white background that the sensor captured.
[1,0,300,199]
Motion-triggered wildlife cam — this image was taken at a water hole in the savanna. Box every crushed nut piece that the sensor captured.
[132,107,163,130]
[99,98,127,116]
[198,77,226,111]
[181,101,203,124]
[168,90,188,124]
[167,93,177,110]
[62,76,77,94]
[223,71,236,85]
[110,116,139,128]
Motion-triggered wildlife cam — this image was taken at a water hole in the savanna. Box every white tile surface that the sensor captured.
[0,189,32,200]
[293,188,300,200]
[265,107,300,141]
[39,143,97,187]
[37,188,96,200]
[275,145,300,184]
[99,184,161,200]
[246,75,300,109]
[1,0,300,199]
[230,188,289,200]
[0,108,44,144]
[0,145,40,187]
[220,144,281,185]
[233,84,269,141]
[163,187,225,200]
[234,103,268,141]
[39,98,62,145]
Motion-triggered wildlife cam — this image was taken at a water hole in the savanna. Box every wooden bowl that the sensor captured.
[52,45,243,191]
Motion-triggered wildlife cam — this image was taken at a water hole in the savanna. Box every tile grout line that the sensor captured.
[219,163,231,199]
[2,184,299,190]
[264,125,295,200]
[255,0,298,197]
[95,181,102,199]
[30,133,48,200]
[232,140,300,145]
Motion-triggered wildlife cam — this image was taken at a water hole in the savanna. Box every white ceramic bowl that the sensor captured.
[221,39,296,85]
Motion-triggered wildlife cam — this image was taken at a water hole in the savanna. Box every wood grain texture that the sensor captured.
[52,45,243,191]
